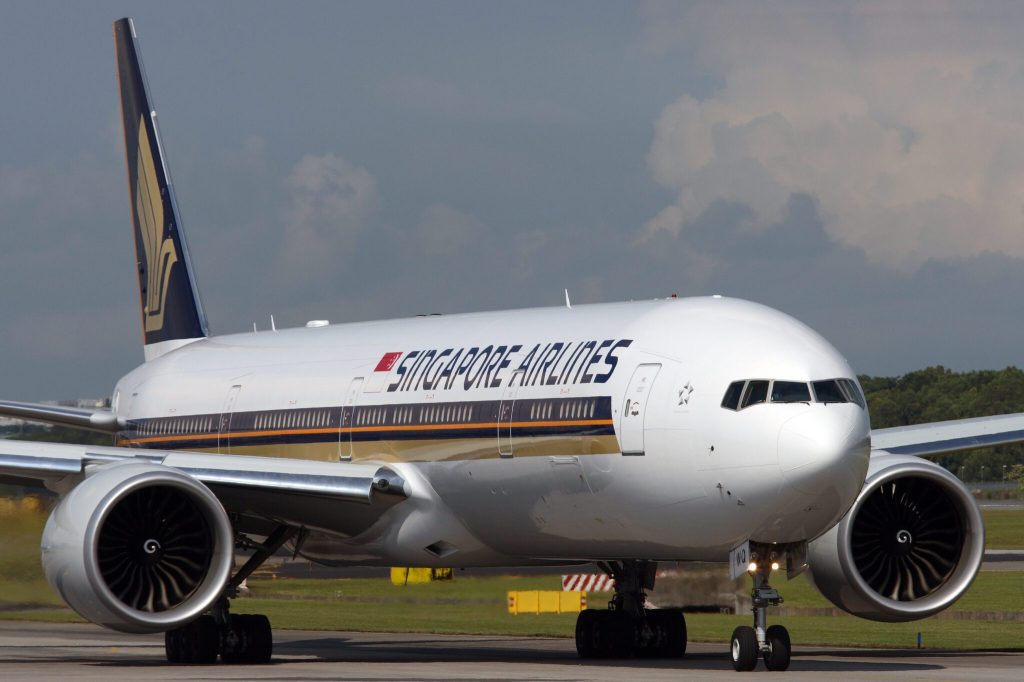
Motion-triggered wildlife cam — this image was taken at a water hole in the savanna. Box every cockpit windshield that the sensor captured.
[722,378,864,411]
[772,381,811,403]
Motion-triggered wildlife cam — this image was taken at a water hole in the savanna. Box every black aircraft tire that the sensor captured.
[763,624,791,672]
[575,610,601,659]
[600,611,632,659]
[730,625,758,672]
[164,628,184,664]
[659,608,687,658]
[193,615,220,664]
[244,614,273,664]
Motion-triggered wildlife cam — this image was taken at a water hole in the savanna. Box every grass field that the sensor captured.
[982,509,1024,548]
[1,499,1022,649]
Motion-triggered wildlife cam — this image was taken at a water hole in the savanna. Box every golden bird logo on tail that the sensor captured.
[135,114,178,332]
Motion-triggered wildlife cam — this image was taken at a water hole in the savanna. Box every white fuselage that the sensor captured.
[112,296,871,567]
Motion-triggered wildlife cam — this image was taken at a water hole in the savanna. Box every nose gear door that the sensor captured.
[619,364,661,455]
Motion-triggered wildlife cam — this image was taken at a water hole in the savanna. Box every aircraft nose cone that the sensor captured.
[778,407,870,499]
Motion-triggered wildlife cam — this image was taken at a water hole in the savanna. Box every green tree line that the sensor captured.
[861,366,1024,482]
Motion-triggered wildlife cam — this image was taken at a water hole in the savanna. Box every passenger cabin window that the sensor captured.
[741,380,769,408]
[771,381,811,403]
[721,381,744,410]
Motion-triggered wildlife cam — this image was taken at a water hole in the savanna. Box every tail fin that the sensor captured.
[114,18,208,361]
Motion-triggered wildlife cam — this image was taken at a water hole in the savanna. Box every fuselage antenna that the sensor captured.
[564,289,572,309]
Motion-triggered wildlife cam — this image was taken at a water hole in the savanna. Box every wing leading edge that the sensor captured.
[0,439,408,537]
[871,412,1024,457]
[0,400,121,433]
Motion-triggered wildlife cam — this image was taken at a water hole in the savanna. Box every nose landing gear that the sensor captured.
[730,556,790,672]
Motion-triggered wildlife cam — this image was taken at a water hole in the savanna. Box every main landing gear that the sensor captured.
[730,554,790,672]
[164,525,297,665]
[574,560,687,659]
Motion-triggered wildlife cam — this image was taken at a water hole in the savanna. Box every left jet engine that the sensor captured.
[41,461,233,633]
[805,454,984,622]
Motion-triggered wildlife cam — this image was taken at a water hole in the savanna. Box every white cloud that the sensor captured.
[278,153,379,282]
[410,204,488,258]
[640,1,1024,268]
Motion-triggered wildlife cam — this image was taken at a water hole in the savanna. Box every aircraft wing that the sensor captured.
[0,439,407,537]
[0,400,120,432]
[871,412,1024,457]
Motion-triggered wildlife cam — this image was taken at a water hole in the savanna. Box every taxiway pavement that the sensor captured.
[1,621,1022,681]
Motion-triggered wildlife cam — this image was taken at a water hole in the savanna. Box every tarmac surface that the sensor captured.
[1,621,1022,681]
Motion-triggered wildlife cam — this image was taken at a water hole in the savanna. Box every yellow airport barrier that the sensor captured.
[507,590,587,614]
[0,496,43,517]
[390,567,454,585]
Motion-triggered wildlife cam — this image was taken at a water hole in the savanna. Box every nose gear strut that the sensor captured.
[730,551,791,672]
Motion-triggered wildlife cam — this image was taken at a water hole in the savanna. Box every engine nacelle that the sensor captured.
[806,454,984,622]
[42,461,233,633]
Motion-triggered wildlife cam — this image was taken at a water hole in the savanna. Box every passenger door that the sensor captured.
[619,364,661,455]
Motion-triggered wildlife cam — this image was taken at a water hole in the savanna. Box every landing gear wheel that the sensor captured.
[219,614,273,664]
[646,609,687,658]
[166,613,273,665]
[243,614,273,664]
[730,625,758,672]
[666,609,687,658]
[596,610,632,659]
[165,615,218,664]
[575,609,601,658]
[763,624,791,672]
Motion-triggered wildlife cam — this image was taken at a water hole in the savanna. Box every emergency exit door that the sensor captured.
[339,377,363,461]
[497,370,523,457]
[619,364,661,455]
[218,384,242,454]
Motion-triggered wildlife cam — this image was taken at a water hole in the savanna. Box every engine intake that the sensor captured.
[806,454,984,622]
[42,461,233,633]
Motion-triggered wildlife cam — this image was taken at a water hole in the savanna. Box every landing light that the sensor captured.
[746,560,781,574]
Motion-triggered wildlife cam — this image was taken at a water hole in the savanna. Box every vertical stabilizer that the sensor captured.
[114,18,208,361]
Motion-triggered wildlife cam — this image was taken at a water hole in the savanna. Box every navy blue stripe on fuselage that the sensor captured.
[119,396,615,449]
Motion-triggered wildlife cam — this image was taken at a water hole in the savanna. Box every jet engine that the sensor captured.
[806,454,984,622]
[41,461,233,633]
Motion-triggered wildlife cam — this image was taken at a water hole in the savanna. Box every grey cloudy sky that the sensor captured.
[3,1,1024,401]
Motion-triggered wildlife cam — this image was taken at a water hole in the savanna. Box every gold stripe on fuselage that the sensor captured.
[122,418,614,447]
[117,433,620,463]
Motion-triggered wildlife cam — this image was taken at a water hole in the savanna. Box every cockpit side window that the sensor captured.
[812,380,848,404]
[740,380,769,408]
[721,381,745,410]
[837,379,866,408]
[771,381,811,403]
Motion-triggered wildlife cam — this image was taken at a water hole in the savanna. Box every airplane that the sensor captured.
[1,16,1022,672]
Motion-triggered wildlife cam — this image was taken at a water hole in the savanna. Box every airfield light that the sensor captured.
[771,561,780,571]
[747,561,758,573]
